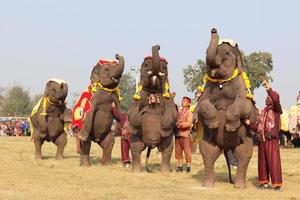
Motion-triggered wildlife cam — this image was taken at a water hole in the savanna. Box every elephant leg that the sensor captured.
[198,99,218,129]
[131,135,146,173]
[33,130,43,160]
[54,133,67,160]
[200,139,221,187]
[80,139,92,166]
[98,132,115,165]
[233,137,253,189]
[158,134,174,173]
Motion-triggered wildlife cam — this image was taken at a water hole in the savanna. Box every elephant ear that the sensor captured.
[233,45,244,73]
[90,64,100,83]
[44,81,51,97]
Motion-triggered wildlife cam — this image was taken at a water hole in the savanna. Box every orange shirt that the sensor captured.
[177,107,193,137]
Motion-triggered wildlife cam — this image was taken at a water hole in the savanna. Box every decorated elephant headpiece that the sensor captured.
[133,45,171,99]
[89,54,125,90]
[201,28,253,99]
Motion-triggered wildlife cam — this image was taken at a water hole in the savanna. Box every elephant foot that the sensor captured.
[161,165,170,174]
[35,153,42,160]
[56,154,64,160]
[234,181,246,189]
[101,159,112,165]
[80,155,91,167]
[204,118,218,129]
[225,120,241,132]
[201,180,215,188]
[132,164,141,173]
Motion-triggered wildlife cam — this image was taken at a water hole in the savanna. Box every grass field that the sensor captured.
[0,137,299,200]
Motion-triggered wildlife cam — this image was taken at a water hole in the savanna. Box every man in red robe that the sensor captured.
[257,80,283,191]
[111,102,131,167]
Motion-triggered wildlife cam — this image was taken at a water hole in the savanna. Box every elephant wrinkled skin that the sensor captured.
[77,54,125,166]
[196,29,257,188]
[30,79,71,160]
[128,45,177,173]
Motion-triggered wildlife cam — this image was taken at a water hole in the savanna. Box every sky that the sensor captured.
[1,0,299,110]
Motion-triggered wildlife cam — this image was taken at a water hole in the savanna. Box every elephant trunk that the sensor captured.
[206,28,220,66]
[152,45,160,74]
[115,54,125,77]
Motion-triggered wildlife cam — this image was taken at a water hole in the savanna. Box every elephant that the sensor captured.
[128,45,178,173]
[30,79,71,160]
[195,28,257,188]
[76,54,125,166]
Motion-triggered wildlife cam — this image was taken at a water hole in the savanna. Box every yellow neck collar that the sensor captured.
[199,68,254,100]
[40,97,64,116]
[91,82,123,101]
[204,68,239,84]
[133,82,171,100]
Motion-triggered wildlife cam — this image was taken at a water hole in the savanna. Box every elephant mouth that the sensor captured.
[111,76,119,84]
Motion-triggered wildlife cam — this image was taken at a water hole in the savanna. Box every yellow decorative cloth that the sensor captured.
[280,110,289,132]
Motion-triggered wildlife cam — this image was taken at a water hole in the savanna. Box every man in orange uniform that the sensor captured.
[175,96,193,173]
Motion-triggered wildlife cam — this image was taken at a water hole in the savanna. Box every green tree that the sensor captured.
[242,51,273,91]
[183,51,273,93]
[119,72,135,111]
[0,86,32,116]
[30,93,43,109]
[183,59,206,92]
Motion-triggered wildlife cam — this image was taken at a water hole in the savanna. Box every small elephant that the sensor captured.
[30,79,71,160]
[196,29,257,188]
[128,45,177,173]
[76,54,125,166]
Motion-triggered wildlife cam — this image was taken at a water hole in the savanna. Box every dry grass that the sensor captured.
[0,137,299,200]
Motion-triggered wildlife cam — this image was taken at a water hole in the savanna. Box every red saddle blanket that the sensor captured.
[72,91,93,129]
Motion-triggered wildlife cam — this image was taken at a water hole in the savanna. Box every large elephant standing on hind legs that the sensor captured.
[196,28,257,188]
[74,54,125,166]
[128,45,178,173]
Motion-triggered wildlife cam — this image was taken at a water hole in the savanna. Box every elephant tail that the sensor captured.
[224,149,234,184]
[145,146,152,172]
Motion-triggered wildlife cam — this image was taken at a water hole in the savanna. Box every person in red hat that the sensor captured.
[175,96,194,173]
[256,80,283,191]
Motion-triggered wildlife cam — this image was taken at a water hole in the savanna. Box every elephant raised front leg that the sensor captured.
[98,132,115,165]
[158,134,174,173]
[225,97,251,132]
[233,137,253,189]
[80,139,92,166]
[200,139,222,187]
[131,135,146,173]
[198,99,219,129]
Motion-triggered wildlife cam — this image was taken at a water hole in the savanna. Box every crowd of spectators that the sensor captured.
[0,117,30,136]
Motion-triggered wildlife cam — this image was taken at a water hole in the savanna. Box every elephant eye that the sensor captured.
[147,70,152,75]
[159,72,165,76]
